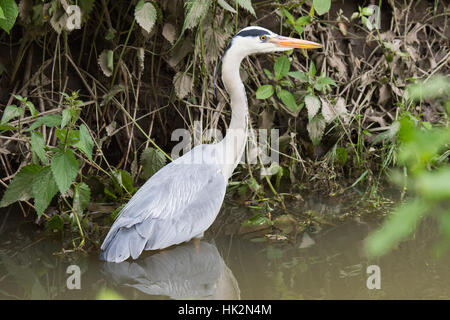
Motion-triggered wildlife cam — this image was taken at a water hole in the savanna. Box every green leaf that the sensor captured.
[113,170,135,193]
[242,212,273,227]
[51,149,79,194]
[32,166,59,218]
[25,101,37,118]
[74,124,94,161]
[217,0,236,13]
[26,114,62,131]
[140,147,166,180]
[1,105,23,124]
[407,76,450,101]
[98,50,114,77]
[55,128,80,145]
[255,84,274,100]
[61,109,72,129]
[135,0,157,33]
[336,147,347,165]
[307,115,326,146]
[287,71,308,82]
[296,16,311,26]
[105,27,117,40]
[361,7,375,16]
[0,6,5,19]
[236,0,256,17]
[183,0,213,30]
[361,16,373,31]
[30,131,47,164]
[0,164,42,208]
[315,75,337,92]
[309,61,316,77]
[0,123,16,131]
[45,215,64,233]
[281,7,295,25]
[263,68,273,80]
[277,89,298,113]
[73,182,91,215]
[273,55,290,81]
[0,0,18,33]
[366,200,429,257]
[313,0,331,16]
[415,168,450,200]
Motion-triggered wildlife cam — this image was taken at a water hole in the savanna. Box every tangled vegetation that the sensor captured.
[0,0,449,255]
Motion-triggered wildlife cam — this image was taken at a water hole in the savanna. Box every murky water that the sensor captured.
[1,204,449,300]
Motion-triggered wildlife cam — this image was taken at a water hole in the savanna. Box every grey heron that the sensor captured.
[100,26,322,263]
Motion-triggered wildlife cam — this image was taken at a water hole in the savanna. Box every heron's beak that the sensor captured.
[269,36,322,49]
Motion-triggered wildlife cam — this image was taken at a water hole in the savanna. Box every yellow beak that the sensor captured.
[269,36,322,49]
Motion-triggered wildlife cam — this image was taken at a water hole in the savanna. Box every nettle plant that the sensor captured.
[0,92,94,230]
[350,5,378,31]
[256,53,345,146]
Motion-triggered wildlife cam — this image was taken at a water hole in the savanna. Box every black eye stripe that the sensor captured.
[235,29,271,38]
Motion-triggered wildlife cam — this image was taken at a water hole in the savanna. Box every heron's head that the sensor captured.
[224,26,322,58]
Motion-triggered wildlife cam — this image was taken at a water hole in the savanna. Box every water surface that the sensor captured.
[1,203,449,300]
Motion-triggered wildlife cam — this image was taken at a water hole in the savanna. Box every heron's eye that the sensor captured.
[259,35,267,41]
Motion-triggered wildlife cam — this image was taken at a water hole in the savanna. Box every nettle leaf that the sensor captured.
[256,85,274,99]
[25,101,37,117]
[1,105,23,124]
[113,170,135,193]
[98,49,114,77]
[55,128,80,145]
[217,0,236,13]
[305,94,321,119]
[102,84,125,105]
[140,147,166,180]
[361,16,373,31]
[61,109,72,129]
[183,0,213,30]
[274,55,290,81]
[135,0,157,34]
[31,131,48,164]
[32,166,59,218]
[315,74,337,92]
[51,149,79,194]
[288,71,308,83]
[0,0,18,33]
[73,182,91,215]
[322,97,349,124]
[361,6,375,16]
[173,72,193,100]
[0,164,42,208]
[26,114,62,131]
[277,89,298,113]
[313,0,331,16]
[307,115,326,146]
[236,0,256,17]
[309,61,316,77]
[74,124,94,161]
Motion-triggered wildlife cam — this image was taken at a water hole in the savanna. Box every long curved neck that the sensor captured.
[219,48,249,180]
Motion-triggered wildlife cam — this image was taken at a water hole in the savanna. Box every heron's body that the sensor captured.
[100,26,321,263]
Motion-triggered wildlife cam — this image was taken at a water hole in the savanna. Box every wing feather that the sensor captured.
[100,145,227,262]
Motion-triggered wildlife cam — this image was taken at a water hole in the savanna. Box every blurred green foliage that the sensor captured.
[366,76,450,258]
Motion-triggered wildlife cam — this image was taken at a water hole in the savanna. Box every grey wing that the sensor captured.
[100,158,227,263]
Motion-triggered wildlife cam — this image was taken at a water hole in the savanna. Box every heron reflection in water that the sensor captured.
[101,241,240,300]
